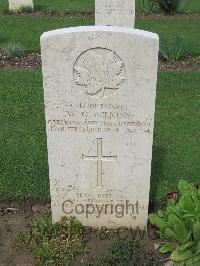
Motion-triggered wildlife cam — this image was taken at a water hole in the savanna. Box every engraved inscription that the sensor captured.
[48,102,152,134]
[82,138,117,188]
[74,48,126,98]
[96,2,134,15]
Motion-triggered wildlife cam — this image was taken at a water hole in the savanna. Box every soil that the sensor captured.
[0,199,38,266]
[0,200,164,266]
[0,10,94,18]
[0,10,199,20]
[159,56,200,71]
[0,52,199,71]
[137,12,200,20]
[0,52,41,69]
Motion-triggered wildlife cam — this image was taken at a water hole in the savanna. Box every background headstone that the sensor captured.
[41,26,159,228]
[95,0,135,27]
[9,0,33,11]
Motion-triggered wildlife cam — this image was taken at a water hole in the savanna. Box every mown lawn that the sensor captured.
[179,0,200,13]
[0,70,49,198]
[0,16,93,52]
[139,0,200,13]
[0,70,199,200]
[0,16,199,57]
[0,0,199,13]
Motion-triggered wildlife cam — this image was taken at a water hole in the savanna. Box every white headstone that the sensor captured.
[41,26,159,229]
[9,0,33,11]
[95,0,135,27]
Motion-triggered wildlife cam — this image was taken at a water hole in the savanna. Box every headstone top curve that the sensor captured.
[40,26,159,41]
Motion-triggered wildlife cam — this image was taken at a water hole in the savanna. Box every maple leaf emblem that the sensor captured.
[74,48,126,98]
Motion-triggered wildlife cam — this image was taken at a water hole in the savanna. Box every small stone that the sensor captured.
[153,243,160,250]
[164,260,175,266]
[32,203,51,214]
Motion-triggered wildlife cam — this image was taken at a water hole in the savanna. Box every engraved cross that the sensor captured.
[82,138,117,188]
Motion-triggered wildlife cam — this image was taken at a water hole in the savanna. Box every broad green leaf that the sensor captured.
[178,180,194,195]
[158,210,165,218]
[182,214,195,219]
[159,242,176,253]
[171,248,193,262]
[193,222,200,242]
[163,227,176,240]
[149,214,168,230]
[192,252,200,263]
[178,242,194,251]
[194,241,200,256]
[183,219,195,233]
[186,253,200,265]
[167,199,175,208]
[168,214,189,243]
[191,191,200,202]
[167,205,177,215]
[186,259,194,266]
[195,202,200,216]
[177,195,195,213]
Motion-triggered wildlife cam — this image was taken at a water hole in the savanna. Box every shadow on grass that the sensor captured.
[0,36,10,48]
[34,4,48,12]
[150,145,166,201]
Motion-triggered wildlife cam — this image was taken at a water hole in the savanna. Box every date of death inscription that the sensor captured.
[47,102,152,134]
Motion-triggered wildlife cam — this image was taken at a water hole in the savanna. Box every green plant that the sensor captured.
[179,0,191,14]
[137,0,160,14]
[2,8,10,14]
[160,34,199,60]
[17,5,34,13]
[19,216,85,265]
[149,180,200,265]
[87,240,150,265]
[155,0,181,13]
[3,42,25,58]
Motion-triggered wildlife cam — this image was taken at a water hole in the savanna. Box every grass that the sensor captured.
[87,240,149,265]
[0,69,199,200]
[3,42,25,58]
[19,216,85,265]
[0,16,93,53]
[137,0,200,13]
[179,0,200,13]
[19,217,150,265]
[0,0,95,12]
[34,0,95,12]
[0,70,49,198]
[151,72,200,200]
[0,0,200,13]
[136,19,200,57]
[0,16,199,57]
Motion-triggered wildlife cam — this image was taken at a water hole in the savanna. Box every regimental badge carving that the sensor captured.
[73,48,126,98]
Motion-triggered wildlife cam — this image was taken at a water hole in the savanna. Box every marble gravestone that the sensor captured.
[9,0,33,11]
[41,26,159,228]
[95,0,135,27]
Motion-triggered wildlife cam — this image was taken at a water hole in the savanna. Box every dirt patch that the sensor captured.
[0,200,163,266]
[0,10,94,18]
[72,226,162,265]
[0,10,200,20]
[137,12,200,20]
[0,199,41,266]
[0,52,41,69]
[159,56,200,71]
[1,52,199,71]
